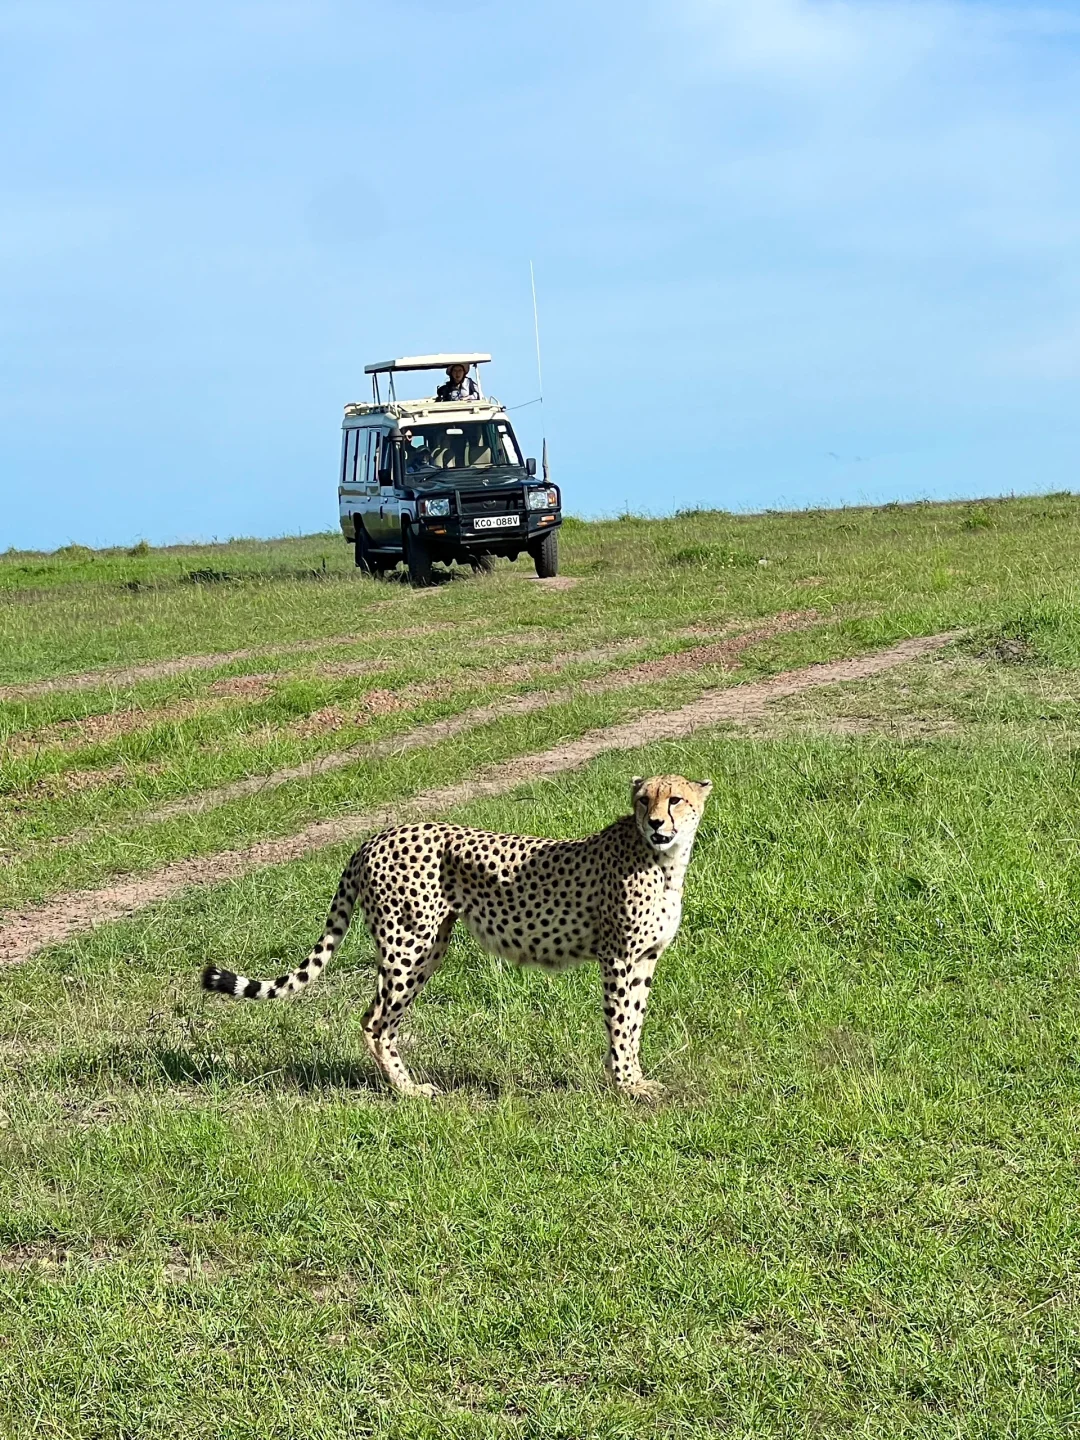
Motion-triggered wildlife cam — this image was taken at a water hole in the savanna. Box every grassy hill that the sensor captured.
[2,497,1080,1436]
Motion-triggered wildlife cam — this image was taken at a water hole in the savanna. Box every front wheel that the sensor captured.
[530,529,559,578]
[405,526,435,587]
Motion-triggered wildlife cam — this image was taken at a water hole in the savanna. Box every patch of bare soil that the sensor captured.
[0,633,956,966]
[0,1240,120,1272]
[286,690,405,739]
[162,1247,228,1284]
[18,762,134,801]
[0,621,484,702]
[976,636,1037,665]
[520,576,579,590]
[6,700,211,757]
[208,674,274,699]
[12,621,787,830]
[306,660,391,681]
[129,613,822,825]
[290,635,723,721]
[608,609,815,683]
[673,610,815,640]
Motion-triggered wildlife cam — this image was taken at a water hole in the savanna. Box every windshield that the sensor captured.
[400,421,523,479]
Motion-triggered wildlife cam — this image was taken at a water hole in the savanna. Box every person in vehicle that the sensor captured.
[436,363,479,402]
[403,430,435,472]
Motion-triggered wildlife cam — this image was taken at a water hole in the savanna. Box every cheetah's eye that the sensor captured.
[669,797,685,807]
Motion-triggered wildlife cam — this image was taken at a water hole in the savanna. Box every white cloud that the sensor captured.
[692,4,972,85]
[680,0,929,81]
[681,0,1080,83]
[668,0,1080,265]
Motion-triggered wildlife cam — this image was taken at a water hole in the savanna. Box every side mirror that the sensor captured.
[526,457,537,476]
[378,468,392,485]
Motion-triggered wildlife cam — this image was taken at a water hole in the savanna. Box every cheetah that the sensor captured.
[202,775,712,1099]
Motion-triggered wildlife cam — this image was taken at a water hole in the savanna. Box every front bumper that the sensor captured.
[414,483,561,551]
[421,509,559,549]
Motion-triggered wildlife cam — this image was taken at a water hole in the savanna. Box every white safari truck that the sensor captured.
[337,353,562,586]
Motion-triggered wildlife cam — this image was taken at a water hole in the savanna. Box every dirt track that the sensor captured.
[0,623,484,702]
[0,633,954,966]
[133,611,818,825]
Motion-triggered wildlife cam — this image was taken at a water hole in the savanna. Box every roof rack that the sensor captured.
[342,396,503,420]
[363,353,491,404]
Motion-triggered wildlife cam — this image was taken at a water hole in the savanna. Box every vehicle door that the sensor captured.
[339,426,375,540]
[370,431,401,545]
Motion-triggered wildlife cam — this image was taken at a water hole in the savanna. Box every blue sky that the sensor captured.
[2,0,1079,549]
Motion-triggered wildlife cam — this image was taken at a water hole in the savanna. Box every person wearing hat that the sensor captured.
[436,363,479,402]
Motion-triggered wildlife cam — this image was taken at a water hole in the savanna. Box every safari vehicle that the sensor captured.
[337,353,561,586]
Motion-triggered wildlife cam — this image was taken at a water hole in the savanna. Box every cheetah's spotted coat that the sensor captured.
[202,775,711,1098]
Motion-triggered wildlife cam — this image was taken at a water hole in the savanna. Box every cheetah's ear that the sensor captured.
[630,776,645,804]
[693,779,713,797]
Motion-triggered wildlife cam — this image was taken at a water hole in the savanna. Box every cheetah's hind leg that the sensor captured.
[361,911,456,1098]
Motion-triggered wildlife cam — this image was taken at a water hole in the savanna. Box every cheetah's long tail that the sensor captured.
[201,863,357,1001]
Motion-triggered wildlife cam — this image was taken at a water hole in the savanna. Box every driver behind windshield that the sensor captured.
[401,423,512,474]
[403,430,434,472]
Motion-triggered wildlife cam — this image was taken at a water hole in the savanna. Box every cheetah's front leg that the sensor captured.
[601,945,665,1102]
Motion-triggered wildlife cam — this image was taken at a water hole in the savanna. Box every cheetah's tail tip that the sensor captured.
[201,964,236,996]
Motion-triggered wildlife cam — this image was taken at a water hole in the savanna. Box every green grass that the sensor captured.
[3,736,1080,1436]
[0,532,353,595]
[0,615,877,909]
[4,497,1080,1435]
[4,492,1080,683]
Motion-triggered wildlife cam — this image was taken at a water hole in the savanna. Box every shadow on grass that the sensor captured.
[374,564,477,590]
[44,1043,512,1099]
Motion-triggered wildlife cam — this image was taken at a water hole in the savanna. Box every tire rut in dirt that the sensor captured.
[0,633,957,967]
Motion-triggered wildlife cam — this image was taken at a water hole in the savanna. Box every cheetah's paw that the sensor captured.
[619,1079,666,1104]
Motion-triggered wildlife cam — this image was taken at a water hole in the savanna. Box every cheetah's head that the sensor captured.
[630,775,712,854]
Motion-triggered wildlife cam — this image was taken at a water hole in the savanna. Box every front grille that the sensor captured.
[457,488,524,517]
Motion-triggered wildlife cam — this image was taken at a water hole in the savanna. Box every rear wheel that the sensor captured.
[354,525,378,575]
[405,526,435,587]
[530,529,559,579]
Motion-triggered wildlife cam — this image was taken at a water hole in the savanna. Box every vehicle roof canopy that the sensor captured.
[364,353,491,375]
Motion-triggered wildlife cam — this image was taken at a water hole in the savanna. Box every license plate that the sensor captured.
[473,514,519,530]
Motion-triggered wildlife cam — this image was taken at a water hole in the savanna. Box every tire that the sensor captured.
[354,525,377,575]
[405,526,435,587]
[469,554,496,575]
[530,529,559,578]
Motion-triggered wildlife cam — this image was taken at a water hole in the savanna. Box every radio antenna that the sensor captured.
[529,260,549,483]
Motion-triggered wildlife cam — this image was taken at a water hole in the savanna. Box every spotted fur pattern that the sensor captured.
[202,775,712,1099]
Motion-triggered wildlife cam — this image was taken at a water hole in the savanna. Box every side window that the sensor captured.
[379,435,395,485]
[340,432,350,486]
[496,423,521,466]
[369,432,382,488]
[350,430,361,484]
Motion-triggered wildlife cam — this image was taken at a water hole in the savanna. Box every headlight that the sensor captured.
[420,497,450,517]
[527,487,559,511]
